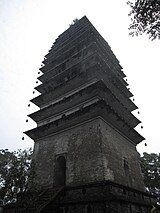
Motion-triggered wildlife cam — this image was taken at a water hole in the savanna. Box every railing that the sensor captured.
[35,186,64,213]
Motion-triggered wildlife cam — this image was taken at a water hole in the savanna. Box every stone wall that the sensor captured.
[33,117,144,192]
[33,118,104,189]
[100,118,145,191]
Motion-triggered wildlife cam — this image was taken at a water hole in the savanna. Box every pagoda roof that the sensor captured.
[29,80,140,128]
[25,100,144,145]
[38,40,127,88]
[32,62,136,112]
[25,16,144,146]
[41,16,124,78]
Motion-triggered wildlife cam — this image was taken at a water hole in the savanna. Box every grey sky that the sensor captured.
[0,0,160,154]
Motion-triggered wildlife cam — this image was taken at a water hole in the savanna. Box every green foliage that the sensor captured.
[127,0,160,40]
[70,18,79,26]
[140,152,160,199]
[0,148,33,204]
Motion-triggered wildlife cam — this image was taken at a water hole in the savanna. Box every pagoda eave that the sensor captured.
[34,60,138,113]
[28,83,140,129]
[25,101,144,145]
[30,95,43,107]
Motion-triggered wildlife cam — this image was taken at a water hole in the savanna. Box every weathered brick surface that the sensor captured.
[100,118,145,191]
[33,117,144,192]
[33,118,104,188]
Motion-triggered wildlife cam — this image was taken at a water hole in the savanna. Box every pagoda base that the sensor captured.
[4,181,159,213]
[46,181,159,213]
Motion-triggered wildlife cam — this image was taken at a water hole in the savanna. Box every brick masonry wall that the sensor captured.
[33,118,104,188]
[33,117,144,192]
[100,118,145,191]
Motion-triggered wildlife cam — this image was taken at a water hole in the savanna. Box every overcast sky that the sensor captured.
[0,0,160,154]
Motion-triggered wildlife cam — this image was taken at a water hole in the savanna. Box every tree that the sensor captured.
[140,152,160,201]
[127,0,160,40]
[0,148,33,204]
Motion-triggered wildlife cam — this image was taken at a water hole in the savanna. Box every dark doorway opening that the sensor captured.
[55,156,66,186]
[86,205,92,213]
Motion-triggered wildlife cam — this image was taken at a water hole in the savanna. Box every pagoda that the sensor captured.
[14,16,157,212]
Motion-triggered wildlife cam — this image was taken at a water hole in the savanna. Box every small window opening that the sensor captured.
[86,205,92,213]
[64,207,68,213]
[82,188,86,195]
[55,156,66,186]
[123,158,129,172]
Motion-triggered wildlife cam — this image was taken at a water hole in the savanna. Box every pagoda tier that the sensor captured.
[38,42,129,94]
[47,17,90,53]
[40,24,125,79]
[29,81,140,128]
[32,62,136,111]
[36,54,132,111]
[44,17,122,74]
[25,99,144,144]
[25,16,144,145]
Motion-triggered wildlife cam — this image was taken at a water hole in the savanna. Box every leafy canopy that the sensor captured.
[128,0,160,40]
[0,148,33,204]
[140,152,160,201]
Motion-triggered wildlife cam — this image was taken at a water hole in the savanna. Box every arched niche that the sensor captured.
[55,155,66,186]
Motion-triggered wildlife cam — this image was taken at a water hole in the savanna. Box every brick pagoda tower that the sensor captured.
[23,16,156,212]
